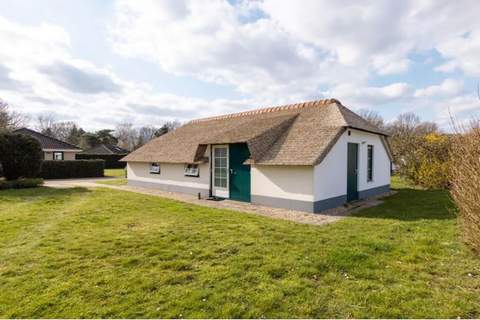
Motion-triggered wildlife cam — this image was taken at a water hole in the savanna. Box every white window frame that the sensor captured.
[184,163,199,177]
[53,151,64,161]
[149,162,160,174]
[212,145,229,198]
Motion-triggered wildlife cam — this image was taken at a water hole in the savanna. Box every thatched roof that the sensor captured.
[122,99,387,165]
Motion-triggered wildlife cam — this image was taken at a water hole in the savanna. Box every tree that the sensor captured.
[385,112,448,187]
[115,123,138,151]
[36,115,84,145]
[0,132,43,180]
[65,124,85,146]
[155,120,181,137]
[357,109,384,129]
[0,100,27,132]
[79,132,100,150]
[36,115,56,136]
[95,129,118,145]
[135,126,158,149]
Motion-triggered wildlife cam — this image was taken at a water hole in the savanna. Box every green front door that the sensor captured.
[347,143,359,202]
[229,143,251,202]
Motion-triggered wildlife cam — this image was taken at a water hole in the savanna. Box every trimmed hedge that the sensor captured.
[40,160,104,179]
[75,154,126,169]
[0,178,44,190]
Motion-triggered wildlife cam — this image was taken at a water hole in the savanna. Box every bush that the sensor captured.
[394,132,451,189]
[40,160,104,179]
[0,132,43,180]
[75,154,126,169]
[450,125,480,254]
[0,178,43,190]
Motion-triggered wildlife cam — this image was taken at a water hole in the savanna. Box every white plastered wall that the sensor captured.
[127,162,210,191]
[43,151,79,160]
[126,145,211,192]
[251,165,314,202]
[314,129,391,201]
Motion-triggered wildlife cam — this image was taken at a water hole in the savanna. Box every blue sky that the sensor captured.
[0,0,479,130]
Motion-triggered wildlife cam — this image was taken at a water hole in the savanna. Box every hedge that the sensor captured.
[40,160,105,179]
[75,154,126,169]
[0,178,44,189]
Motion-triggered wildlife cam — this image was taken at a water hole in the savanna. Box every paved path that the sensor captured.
[44,178,390,226]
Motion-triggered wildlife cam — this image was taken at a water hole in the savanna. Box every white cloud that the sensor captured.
[0,13,259,130]
[2,0,480,131]
[414,79,464,98]
[325,83,413,108]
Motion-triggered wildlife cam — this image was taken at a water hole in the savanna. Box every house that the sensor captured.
[122,99,392,213]
[15,128,82,160]
[76,144,129,168]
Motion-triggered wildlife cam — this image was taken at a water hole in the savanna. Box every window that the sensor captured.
[53,152,64,161]
[184,164,199,177]
[367,145,374,182]
[214,147,227,188]
[149,163,160,174]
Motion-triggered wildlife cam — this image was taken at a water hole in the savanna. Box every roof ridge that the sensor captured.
[189,98,341,124]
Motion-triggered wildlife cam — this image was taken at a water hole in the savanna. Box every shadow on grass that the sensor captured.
[353,187,456,221]
[0,186,91,199]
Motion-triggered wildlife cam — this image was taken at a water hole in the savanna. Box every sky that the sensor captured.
[0,0,479,130]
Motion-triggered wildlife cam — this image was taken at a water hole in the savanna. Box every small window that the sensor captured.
[184,164,199,177]
[53,152,64,161]
[367,145,374,182]
[149,163,160,174]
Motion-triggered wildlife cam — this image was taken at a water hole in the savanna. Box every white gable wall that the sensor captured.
[314,129,391,202]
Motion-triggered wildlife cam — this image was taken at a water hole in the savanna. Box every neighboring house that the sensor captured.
[77,144,129,168]
[122,99,393,213]
[15,128,82,160]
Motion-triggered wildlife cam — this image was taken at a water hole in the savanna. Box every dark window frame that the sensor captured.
[367,145,374,182]
[184,163,200,177]
[149,162,160,174]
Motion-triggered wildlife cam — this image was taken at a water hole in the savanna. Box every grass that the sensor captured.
[98,168,127,185]
[96,178,127,186]
[104,168,126,177]
[0,178,479,318]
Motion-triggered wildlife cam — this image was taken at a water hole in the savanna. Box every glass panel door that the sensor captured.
[214,147,228,188]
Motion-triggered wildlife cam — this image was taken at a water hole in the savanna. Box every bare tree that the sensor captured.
[115,123,138,151]
[36,115,56,136]
[136,126,158,148]
[36,115,81,142]
[0,100,28,131]
[357,109,384,129]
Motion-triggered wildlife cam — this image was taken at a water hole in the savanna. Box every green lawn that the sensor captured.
[99,168,127,185]
[0,179,479,318]
[104,168,126,177]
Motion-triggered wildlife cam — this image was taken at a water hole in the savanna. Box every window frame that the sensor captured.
[149,162,160,174]
[53,151,64,161]
[184,163,199,177]
[213,146,228,189]
[367,144,374,182]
